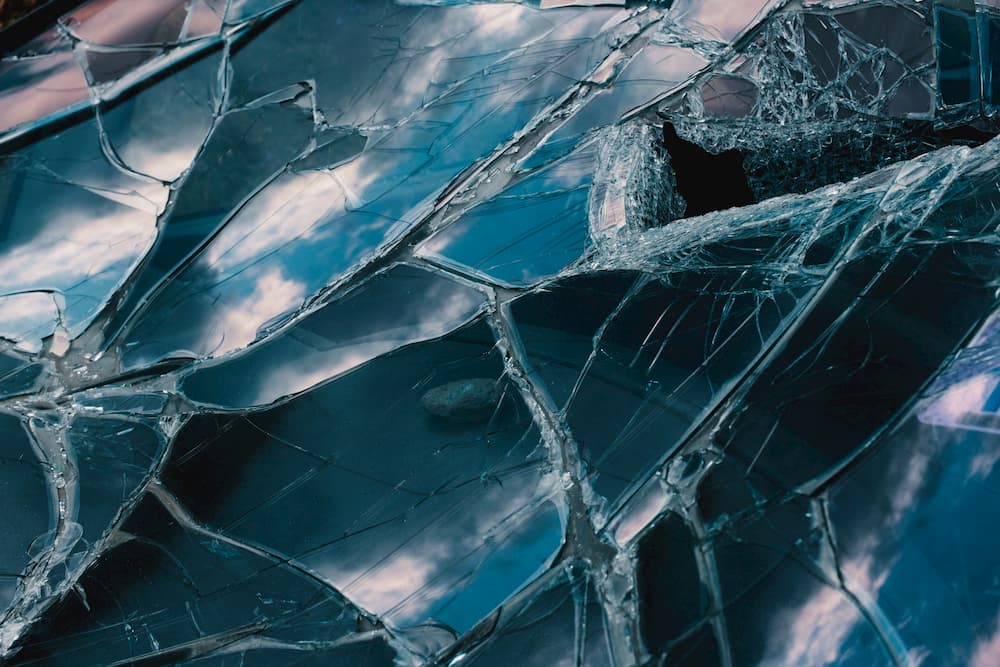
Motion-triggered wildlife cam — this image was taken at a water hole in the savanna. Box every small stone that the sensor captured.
[420,378,501,424]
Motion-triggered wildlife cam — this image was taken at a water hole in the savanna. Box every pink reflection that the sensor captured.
[670,0,779,42]
[611,478,667,545]
[972,610,1000,667]
[0,53,90,134]
[62,0,188,45]
[17,28,68,56]
[83,47,161,84]
[182,0,224,39]
[700,74,758,117]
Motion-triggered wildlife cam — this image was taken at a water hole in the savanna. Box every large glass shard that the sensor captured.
[105,89,316,346]
[417,142,597,286]
[0,119,161,336]
[509,271,641,409]
[8,494,397,666]
[64,415,164,545]
[60,0,190,46]
[821,164,1000,666]
[225,1,619,125]
[162,321,563,636]
[711,154,997,493]
[0,293,60,353]
[515,265,802,507]
[180,263,487,408]
[0,37,89,135]
[827,394,1000,664]
[452,564,612,666]
[119,165,396,368]
[668,0,780,42]
[99,48,222,182]
[509,172,896,508]
[715,518,890,667]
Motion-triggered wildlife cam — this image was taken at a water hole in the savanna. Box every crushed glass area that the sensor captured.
[0,0,998,665]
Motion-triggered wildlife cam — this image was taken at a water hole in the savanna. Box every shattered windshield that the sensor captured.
[0,0,998,665]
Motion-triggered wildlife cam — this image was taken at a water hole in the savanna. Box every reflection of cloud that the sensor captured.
[466,5,535,41]
[0,210,152,292]
[971,610,1000,667]
[217,268,306,353]
[323,551,452,622]
[0,53,90,134]
[310,472,546,625]
[760,585,862,667]
[264,346,381,400]
[670,0,776,42]
[120,143,203,183]
[64,0,187,45]
[886,447,932,528]
[920,372,1000,477]
[833,449,927,604]
[204,171,346,271]
[613,481,666,545]
[0,202,156,333]
[246,275,485,404]
[841,553,891,601]
[921,374,995,426]
[388,4,538,118]
[0,292,59,352]
[969,447,1000,479]
[758,430,939,665]
[331,152,382,207]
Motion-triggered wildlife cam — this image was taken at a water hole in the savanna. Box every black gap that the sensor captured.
[662,121,756,218]
[664,118,999,210]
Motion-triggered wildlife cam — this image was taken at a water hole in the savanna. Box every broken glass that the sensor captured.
[0,0,998,665]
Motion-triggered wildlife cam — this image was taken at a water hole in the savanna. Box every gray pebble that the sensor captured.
[420,378,501,423]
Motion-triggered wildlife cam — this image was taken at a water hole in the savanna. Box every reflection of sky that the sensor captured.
[0,51,90,135]
[0,174,158,335]
[755,581,875,667]
[313,491,562,633]
[921,312,1000,432]
[827,348,1000,665]
[669,0,780,42]
[100,50,221,182]
[181,265,488,407]
[0,293,61,353]
[7,0,732,369]
[612,477,667,545]
[418,141,598,286]
[123,4,646,366]
[165,317,568,636]
[668,310,1000,667]
[921,372,1000,431]
[64,0,188,45]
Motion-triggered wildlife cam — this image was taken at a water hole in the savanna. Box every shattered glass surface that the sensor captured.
[0,0,999,664]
